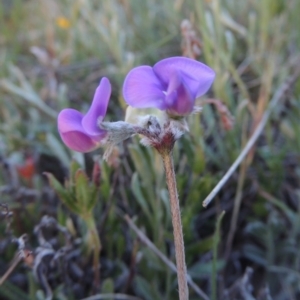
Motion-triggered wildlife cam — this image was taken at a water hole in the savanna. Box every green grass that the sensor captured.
[0,0,300,299]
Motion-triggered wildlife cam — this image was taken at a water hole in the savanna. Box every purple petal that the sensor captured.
[58,109,106,152]
[82,77,111,136]
[59,131,101,152]
[123,66,167,110]
[165,71,194,115]
[58,109,85,134]
[164,70,182,107]
[153,57,215,98]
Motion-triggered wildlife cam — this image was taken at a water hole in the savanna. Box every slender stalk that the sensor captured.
[0,252,22,286]
[225,160,247,259]
[161,151,188,300]
[123,214,209,300]
[85,216,101,290]
[211,211,225,300]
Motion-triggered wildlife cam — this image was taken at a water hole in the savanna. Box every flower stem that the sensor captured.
[161,151,189,300]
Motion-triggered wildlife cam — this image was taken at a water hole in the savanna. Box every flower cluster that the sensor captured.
[57,57,215,153]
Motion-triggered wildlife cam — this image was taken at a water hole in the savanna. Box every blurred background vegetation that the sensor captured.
[0,0,300,299]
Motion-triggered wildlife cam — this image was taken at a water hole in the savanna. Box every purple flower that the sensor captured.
[123,57,215,116]
[57,77,111,152]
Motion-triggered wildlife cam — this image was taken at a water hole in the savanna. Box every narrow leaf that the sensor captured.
[44,172,79,214]
[74,169,90,215]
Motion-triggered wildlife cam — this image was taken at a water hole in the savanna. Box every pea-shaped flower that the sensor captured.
[123,57,215,117]
[57,77,111,152]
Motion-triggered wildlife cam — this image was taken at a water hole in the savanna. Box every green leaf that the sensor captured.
[74,169,90,215]
[185,236,214,258]
[241,244,267,266]
[44,172,79,214]
[131,173,152,222]
[142,248,166,271]
[159,188,171,226]
[0,281,30,300]
[192,144,206,174]
[134,276,160,300]
[70,160,82,185]
[128,144,156,200]
[99,161,112,199]
[86,185,100,213]
[212,211,225,300]
[188,260,226,279]
[36,290,46,300]
[101,278,114,295]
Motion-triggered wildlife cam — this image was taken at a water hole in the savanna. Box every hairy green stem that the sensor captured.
[161,151,189,300]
